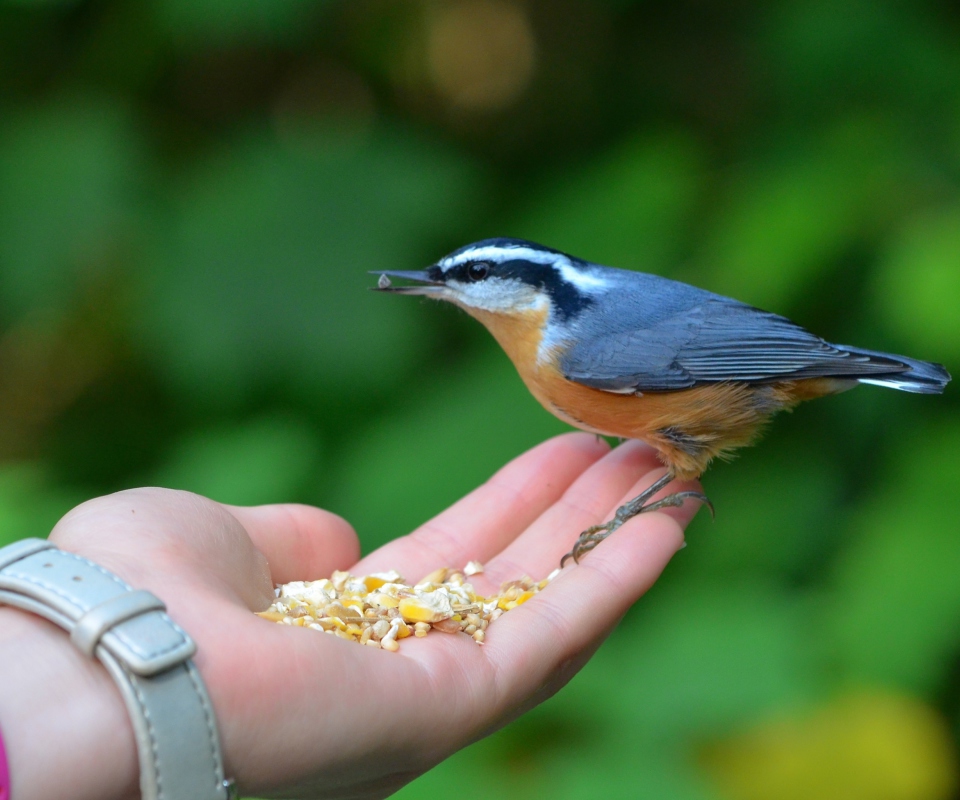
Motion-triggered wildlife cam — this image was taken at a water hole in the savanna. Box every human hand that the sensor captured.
[5,433,703,800]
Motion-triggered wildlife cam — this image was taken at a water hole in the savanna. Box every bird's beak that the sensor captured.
[369,270,445,295]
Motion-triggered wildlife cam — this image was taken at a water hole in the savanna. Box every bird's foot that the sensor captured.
[560,474,713,567]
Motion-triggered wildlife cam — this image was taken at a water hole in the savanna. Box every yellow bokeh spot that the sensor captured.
[702,690,958,800]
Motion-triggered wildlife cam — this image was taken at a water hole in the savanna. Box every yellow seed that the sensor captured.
[365,638,381,648]
[473,629,485,643]
[360,626,373,644]
[381,636,400,652]
[464,624,477,635]
[324,603,356,620]
[256,611,286,622]
[418,567,448,586]
[395,620,411,639]
[368,593,400,609]
[515,590,535,606]
[346,623,363,637]
[414,622,431,638]
[399,597,451,624]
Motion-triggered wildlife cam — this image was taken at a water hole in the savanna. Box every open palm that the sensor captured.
[50,433,703,799]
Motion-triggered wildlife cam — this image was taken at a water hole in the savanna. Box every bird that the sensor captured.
[372,238,951,565]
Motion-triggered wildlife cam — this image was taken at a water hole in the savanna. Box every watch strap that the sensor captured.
[0,538,231,800]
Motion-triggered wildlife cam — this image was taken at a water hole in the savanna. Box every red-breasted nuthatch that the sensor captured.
[373,238,951,564]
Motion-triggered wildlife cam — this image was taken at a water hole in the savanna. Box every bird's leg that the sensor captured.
[560,473,713,567]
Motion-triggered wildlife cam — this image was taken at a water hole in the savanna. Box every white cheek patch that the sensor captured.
[447,277,543,313]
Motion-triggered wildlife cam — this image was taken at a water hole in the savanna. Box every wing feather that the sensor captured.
[560,298,906,392]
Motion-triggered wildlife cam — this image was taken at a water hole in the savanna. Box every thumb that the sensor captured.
[223,503,360,586]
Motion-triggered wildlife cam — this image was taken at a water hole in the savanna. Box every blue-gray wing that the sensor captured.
[559,295,906,392]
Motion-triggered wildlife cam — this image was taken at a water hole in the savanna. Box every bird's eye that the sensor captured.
[467,262,490,282]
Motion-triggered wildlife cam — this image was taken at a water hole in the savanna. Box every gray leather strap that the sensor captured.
[0,538,232,800]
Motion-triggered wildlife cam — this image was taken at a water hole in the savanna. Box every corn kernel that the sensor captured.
[417,567,449,586]
[399,597,452,624]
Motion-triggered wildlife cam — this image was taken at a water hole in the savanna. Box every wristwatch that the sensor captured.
[0,538,234,800]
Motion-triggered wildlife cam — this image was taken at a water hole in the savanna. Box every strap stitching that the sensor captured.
[187,663,225,794]
[129,671,164,800]
[3,551,190,659]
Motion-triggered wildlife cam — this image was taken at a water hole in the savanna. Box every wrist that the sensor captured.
[0,606,138,800]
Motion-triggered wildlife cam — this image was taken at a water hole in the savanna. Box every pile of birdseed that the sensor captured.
[257,561,557,652]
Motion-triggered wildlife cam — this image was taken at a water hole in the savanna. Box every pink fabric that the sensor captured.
[0,721,8,800]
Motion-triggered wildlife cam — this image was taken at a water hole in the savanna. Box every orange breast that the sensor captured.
[465,306,846,479]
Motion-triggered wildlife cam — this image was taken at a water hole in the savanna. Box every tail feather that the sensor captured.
[835,345,951,395]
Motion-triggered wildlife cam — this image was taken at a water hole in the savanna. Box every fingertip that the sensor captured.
[618,508,688,560]
[514,431,611,473]
[556,431,612,456]
[568,509,686,606]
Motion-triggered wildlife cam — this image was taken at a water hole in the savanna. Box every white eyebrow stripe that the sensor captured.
[440,245,560,268]
[440,245,610,292]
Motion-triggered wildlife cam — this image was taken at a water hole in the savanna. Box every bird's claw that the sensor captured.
[559,487,713,567]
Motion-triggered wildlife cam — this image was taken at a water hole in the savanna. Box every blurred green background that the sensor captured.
[2,0,960,797]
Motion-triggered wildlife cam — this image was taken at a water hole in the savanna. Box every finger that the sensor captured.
[354,433,610,580]
[483,508,685,709]
[224,503,361,585]
[473,441,677,590]
[484,469,704,590]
